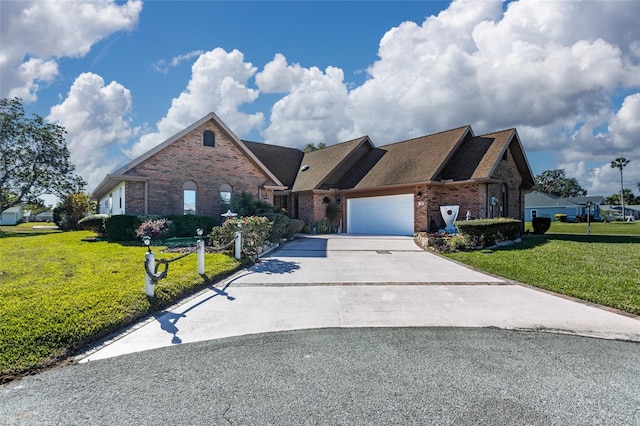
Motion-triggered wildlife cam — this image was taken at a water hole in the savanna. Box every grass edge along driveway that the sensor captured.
[445,233,640,317]
[0,229,241,381]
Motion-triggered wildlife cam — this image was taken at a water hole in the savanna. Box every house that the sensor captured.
[91,112,535,235]
[524,191,604,222]
[0,206,23,225]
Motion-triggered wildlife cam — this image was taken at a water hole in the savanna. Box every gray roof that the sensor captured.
[525,191,604,207]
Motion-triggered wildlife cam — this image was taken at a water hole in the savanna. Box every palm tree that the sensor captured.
[610,157,630,219]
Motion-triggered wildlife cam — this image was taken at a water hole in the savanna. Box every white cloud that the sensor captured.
[153,50,205,74]
[127,48,264,158]
[256,55,351,148]
[609,94,640,150]
[0,0,142,101]
[48,73,138,192]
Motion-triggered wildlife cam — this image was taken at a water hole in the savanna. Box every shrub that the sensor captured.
[259,212,288,243]
[532,217,551,235]
[231,191,278,216]
[78,214,109,237]
[210,216,272,260]
[135,218,174,241]
[285,218,305,238]
[455,218,521,247]
[314,219,333,234]
[53,192,94,231]
[165,214,218,237]
[555,214,567,222]
[104,215,141,242]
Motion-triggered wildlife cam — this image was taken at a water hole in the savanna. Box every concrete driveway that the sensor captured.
[80,235,640,362]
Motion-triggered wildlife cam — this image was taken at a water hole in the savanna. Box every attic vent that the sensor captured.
[300,164,310,172]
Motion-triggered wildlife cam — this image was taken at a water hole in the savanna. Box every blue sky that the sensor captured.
[2,0,639,201]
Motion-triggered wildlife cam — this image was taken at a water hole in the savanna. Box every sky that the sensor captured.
[2,0,640,204]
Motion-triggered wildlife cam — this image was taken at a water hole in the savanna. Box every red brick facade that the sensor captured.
[122,120,277,218]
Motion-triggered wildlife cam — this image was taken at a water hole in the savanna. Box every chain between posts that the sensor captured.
[144,236,237,283]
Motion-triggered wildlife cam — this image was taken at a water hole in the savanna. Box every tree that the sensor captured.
[53,192,94,231]
[610,157,630,217]
[303,142,326,153]
[604,189,639,206]
[535,169,587,197]
[0,98,85,213]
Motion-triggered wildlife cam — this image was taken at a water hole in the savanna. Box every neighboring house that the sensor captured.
[524,191,604,222]
[91,112,535,235]
[602,205,640,221]
[34,211,54,222]
[0,206,23,225]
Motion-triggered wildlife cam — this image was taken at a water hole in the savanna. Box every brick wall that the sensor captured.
[123,120,276,219]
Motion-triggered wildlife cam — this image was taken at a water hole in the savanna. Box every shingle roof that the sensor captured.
[340,126,471,189]
[242,141,304,188]
[292,137,371,192]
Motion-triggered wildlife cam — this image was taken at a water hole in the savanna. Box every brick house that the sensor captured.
[91,112,535,235]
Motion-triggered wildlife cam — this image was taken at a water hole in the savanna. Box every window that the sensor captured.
[183,181,197,215]
[219,183,232,210]
[203,130,215,147]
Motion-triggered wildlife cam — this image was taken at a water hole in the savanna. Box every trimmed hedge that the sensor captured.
[455,218,521,247]
[104,215,141,242]
[165,214,218,237]
[532,217,551,234]
[259,213,305,242]
[78,214,109,237]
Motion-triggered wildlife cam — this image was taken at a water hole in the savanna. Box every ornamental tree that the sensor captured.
[0,98,85,213]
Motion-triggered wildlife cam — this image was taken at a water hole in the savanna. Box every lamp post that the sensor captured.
[586,201,592,236]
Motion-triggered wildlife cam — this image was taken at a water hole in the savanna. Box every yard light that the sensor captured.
[142,235,152,252]
[196,228,204,236]
[586,201,592,236]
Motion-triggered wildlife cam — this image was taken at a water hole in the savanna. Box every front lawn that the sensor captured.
[445,234,640,315]
[0,229,241,381]
[525,220,640,235]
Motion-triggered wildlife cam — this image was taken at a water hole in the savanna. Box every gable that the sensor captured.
[437,128,535,189]
[242,140,304,188]
[342,126,471,189]
[92,113,284,200]
[292,137,373,192]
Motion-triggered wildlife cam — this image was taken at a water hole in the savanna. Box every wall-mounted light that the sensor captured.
[416,191,422,197]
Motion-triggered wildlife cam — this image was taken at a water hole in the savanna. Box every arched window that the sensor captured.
[203,130,215,147]
[183,181,197,215]
[219,183,232,210]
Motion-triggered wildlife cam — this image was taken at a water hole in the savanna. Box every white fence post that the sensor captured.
[197,238,205,275]
[145,251,156,297]
[234,230,242,260]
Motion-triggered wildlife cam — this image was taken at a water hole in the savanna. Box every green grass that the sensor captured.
[0,221,61,237]
[525,220,640,236]
[0,229,241,380]
[445,234,640,315]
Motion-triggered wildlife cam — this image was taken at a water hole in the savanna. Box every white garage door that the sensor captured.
[347,194,414,235]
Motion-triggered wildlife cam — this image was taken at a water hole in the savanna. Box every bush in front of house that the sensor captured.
[259,213,306,242]
[78,214,109,238]
[209,216,272,260]
[104,215,141,242]
[532,217,551,234]
[135,218,174,241]
[230,191,278,216]
[455,218,521,248]
[166,214,218,237]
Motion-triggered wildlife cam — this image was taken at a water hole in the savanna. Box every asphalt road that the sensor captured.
[2,328,639,425]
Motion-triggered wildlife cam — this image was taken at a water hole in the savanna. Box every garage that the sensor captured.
[346,194,414,235]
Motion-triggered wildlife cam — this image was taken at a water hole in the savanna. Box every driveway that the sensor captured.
[79,234,640,362]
